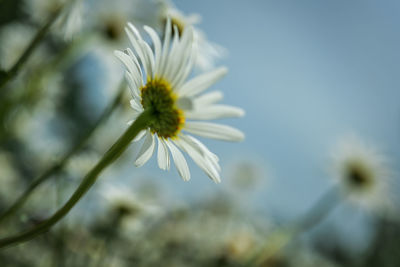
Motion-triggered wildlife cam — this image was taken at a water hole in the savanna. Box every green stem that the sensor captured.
[0,108,153,249]
[0,82,126,224]
[245,187,339,267]
[296,187,339,232]
[0,5,63,89]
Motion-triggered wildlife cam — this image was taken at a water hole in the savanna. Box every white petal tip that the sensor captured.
[237,108,245,117]
[134,159,148,167]
[236,132,245,142]
[158,165,167,171]
[114,50,122,57]
[182,176,191,182]
[229,130,245,142]
[219,67,228,75]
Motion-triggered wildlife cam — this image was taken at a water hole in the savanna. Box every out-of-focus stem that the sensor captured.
[0,81,126,224]
[0,108,153,249]
[246,187,339,266]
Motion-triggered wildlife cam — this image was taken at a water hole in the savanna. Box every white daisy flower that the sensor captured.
[88,0,137,45]
[101,185,161,216]
[85,0,135,99]
[58,0,84,40]
[114,20,244,183]
[159,1,227,71]
[24,0,84,40]
[330,135,394,212]
[100,185,162,233]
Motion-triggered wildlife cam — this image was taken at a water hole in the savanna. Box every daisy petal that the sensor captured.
[178,67,228,97]
[186,105,245,120]
[159,18,172,77]
[181,134,220,166]
[140,40,155,78]
[114,51,138,77]
[134,131,155,167]
[184,122,244,142]
[157,138,170,170]
[172,45,196,88]
[163,25,180,80]
[125,72,141,101]
[132,130,146,142]
[144,25,162,73]
[169,27,194,84]
[125,25,149,78]
[126,48,143,84]
[129,99,143,113]
[175,138,221,183]
[194,91,223,106]
[165,140,190,181]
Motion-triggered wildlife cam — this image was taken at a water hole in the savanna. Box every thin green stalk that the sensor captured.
[296,187,339,232]
[0,108,153,249]
[245,187,339,266]
[0,5,63,89]
[0,82,126,224]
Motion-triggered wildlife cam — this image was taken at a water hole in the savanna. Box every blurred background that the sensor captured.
[0,0,400,266]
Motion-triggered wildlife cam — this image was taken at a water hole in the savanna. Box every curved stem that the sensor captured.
[296,186,339,232]
[0,82,126,224]
[0,108,153,249]
[0,6,63,89]
[246,187,340,266]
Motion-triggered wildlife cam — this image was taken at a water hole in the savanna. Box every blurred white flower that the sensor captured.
[100,184,162,233]
[159,1,227,71]
[102,185,159,215]
[129,0,227,70]
[226,159,267,192]
[330,135,395,213]
[115,20,244,182]
[24,0,85,40]
[85,0,139,101]
[59,0,84,40]
[88,0,136,46]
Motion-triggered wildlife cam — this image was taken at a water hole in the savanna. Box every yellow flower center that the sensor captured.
[140,79,184,139]
[346,161,374,189]
[163,17,185,36]
[103,17,124,41]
